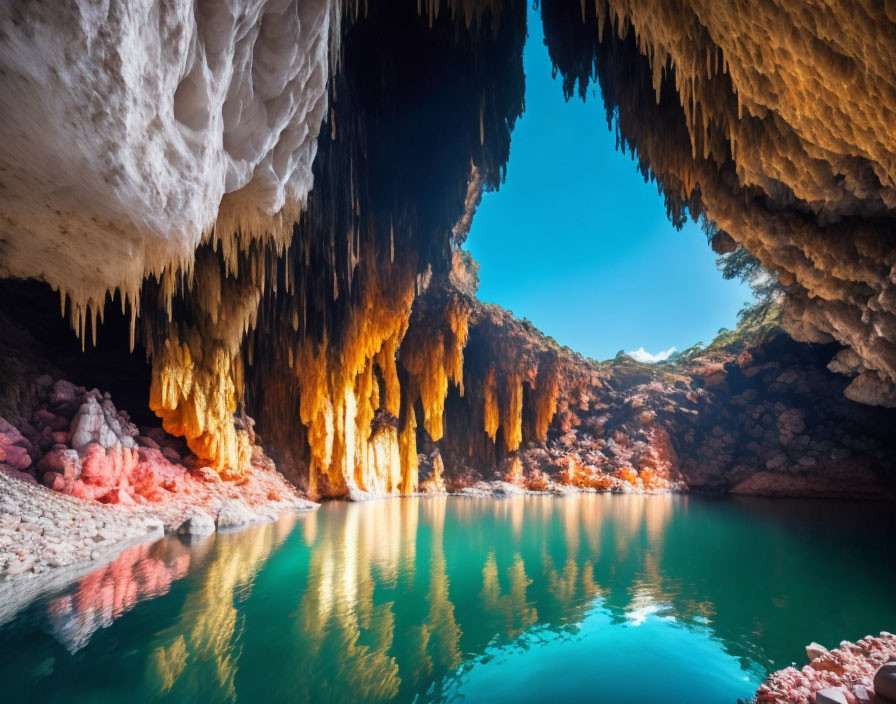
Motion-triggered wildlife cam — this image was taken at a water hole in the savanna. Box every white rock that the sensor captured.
[217,500,256,530]
[0,0,335,309]
[177,511,216,537]
[816,688,848,704]
[806,642,829,661]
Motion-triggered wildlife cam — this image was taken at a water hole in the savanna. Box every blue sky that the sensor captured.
[465,9,752,363]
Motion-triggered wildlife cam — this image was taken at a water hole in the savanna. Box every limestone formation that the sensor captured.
[1,0,895,501]
[0,0,334,323]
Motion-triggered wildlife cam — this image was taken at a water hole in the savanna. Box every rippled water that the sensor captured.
[1,494,895,703]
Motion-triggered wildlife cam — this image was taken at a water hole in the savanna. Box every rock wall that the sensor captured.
[408,288,896,499]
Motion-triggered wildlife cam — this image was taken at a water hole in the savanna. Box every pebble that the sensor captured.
[0,450,316,579]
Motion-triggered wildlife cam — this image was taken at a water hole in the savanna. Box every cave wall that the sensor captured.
[539,0,896,406]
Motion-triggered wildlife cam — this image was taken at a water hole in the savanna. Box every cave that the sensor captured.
[1,1,895,702]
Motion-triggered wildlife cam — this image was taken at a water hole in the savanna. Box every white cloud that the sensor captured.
[627,346,677,363]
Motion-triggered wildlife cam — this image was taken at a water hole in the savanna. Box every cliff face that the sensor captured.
[1,1,895,500]
[539,0,896,407]
[402,289,896,499]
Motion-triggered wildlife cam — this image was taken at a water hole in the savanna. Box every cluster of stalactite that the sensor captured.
[236,0,527,495]
[0,0,528,491]
[409,284,589,479]
[538,0,896,406]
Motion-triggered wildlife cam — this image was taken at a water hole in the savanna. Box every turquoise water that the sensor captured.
[1,494,895,703]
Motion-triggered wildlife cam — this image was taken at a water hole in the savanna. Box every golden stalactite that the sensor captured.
[499,368,524,452]
[146,251,262,478]
[532,358,560,442]
[482,366,500,441]
[399,401,420,495]
[400,290,472,442]
[148,333,251,478]
[291,254,418,499]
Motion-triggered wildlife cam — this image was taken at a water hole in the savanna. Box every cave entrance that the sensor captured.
[464,4,752,365]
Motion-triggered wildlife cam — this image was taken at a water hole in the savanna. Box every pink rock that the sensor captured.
[42,471,69,492]
[0,442,31,470]
[37,447,81,480]
[100,488,135,505]
[80,443,116,485]
[129,462,160,498]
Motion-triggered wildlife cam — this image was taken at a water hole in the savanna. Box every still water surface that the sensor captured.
[2,494,894,703]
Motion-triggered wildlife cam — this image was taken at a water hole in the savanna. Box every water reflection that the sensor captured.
[47,540,192,652]
[2,495,895,704]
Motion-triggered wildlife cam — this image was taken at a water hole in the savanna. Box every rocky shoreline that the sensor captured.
[754,633,896,704]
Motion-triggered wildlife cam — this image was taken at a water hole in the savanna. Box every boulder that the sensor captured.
[815,687,849,704]
[70,395,137,451]
[0,442,31,471]
[37,447,80,480]
[807,642,830,661]
[216,500,255,530]
[177,511,216,537]
[874,662,896,701]
[161,446,182,464]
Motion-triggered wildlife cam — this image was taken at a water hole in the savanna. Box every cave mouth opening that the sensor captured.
[464,3,753,365]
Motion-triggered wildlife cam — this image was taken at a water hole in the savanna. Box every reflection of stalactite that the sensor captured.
[422,498,463,670]
[147,519,293,700]
[292,502,420,702]
[480,552,538,638]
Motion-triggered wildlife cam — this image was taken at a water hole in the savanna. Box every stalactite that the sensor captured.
[482,367,500,441]
[532,358,560,442]
[291,257,418,498]
[400,291,472,443]
[145,250,262,478]
[500,369,524,453]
